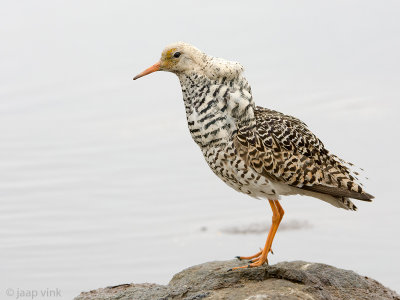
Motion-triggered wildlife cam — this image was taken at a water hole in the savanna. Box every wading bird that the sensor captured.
[133,42,373,270]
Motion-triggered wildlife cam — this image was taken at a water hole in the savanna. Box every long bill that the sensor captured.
[133,61,161,80]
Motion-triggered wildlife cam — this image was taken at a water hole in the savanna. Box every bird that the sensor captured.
[133,42,374,270]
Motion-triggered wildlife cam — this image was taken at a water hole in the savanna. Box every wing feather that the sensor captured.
[235,106,374,201]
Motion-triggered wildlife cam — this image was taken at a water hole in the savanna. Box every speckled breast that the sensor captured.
[202,141,278,200]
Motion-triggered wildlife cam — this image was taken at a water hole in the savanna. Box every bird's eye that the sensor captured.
[173,52,181,58]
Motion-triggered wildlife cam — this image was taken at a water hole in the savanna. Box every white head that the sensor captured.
[133,42,244,81]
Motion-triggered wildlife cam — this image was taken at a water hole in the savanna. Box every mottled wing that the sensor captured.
[234,106,373,201]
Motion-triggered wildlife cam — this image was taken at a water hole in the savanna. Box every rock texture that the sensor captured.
[75,260,399,300]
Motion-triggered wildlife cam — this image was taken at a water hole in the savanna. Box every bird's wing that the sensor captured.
[234,106,373,201]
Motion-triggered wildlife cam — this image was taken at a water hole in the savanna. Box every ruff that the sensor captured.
[133,42,374,269]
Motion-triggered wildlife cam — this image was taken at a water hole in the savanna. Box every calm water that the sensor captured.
[1,1,399,299]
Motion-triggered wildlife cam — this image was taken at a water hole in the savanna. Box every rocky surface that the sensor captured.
[75,260,399,300]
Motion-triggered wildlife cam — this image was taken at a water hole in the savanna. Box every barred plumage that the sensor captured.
[133,42,374,269]
[236,107,373,209]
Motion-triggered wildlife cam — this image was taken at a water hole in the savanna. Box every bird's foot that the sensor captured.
[235,248,273,261]
[235,250,261,261]
[231,255,269,270]
[232,248,271,270]
[249,255,269,264]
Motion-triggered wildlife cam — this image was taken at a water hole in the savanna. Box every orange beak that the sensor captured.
[133,61,161,80]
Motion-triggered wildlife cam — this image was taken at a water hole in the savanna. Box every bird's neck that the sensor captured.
[178,72,256,150]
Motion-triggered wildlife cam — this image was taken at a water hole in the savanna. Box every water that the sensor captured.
[1,1,399,299]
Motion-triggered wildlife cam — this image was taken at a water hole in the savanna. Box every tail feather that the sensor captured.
[299,189,358,211]
[303,184,374,202]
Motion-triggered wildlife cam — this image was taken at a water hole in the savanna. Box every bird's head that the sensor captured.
[133,42,244,81]
[133,42,203,80]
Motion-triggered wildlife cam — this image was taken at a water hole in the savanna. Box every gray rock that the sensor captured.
[75,260,399,300]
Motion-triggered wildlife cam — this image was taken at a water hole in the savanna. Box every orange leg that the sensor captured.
[231,200,284,270]
[249,201,284,263]
[236,200,283,261]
